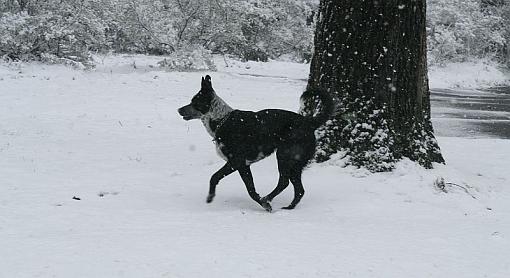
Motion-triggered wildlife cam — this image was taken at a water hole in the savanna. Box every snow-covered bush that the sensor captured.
[114,0,317,62]
[223,0,316,62]
[1,0,508,67]
[157,45,216,71]
[501,3,510,66]
[427,0,506,65]
[0,1,106,67]
[0,12,34,60]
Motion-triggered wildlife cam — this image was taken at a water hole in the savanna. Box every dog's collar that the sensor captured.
[214,112,232,133]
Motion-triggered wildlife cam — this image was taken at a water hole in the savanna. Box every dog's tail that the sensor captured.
[299,87,334,130]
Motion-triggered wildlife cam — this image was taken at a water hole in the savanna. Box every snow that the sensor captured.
[429,59,509,89]
[1,56,509,277]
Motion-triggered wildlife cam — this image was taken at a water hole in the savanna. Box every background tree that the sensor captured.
[427,0,506,65]
[305,0,445,171]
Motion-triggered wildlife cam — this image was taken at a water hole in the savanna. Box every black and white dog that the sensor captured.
[178,75,333,212]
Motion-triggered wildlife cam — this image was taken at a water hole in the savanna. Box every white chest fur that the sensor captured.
[201,114,216,137]
[200,94,233,135]
[215,142,229,161]
[200,94,233,161]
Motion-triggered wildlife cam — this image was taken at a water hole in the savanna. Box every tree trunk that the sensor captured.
[306,0,444,171]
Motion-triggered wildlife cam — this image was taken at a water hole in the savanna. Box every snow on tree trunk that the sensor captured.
[306,0,445,171]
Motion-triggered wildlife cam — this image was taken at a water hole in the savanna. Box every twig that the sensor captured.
[445,182,477,199]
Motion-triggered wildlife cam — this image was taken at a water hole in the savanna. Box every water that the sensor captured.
[431,87,510,139]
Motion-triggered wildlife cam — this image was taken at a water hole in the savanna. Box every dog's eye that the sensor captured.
[190,90,214,113]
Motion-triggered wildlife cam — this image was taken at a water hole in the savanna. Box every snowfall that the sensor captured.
[1,55,509,278]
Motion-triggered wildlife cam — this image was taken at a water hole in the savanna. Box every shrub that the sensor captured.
[427,0,506,65]
[0,10,104,67]
[157,45,216,71]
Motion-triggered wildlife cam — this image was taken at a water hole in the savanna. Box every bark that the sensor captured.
[306,0,444,171]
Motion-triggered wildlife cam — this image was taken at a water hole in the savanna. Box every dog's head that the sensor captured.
[178,75,215,121]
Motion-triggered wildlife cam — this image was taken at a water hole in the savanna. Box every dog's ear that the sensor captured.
[201,75,212,90]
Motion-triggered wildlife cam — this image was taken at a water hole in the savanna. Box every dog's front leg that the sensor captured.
[237,166,272,212]
[207,163,235,203]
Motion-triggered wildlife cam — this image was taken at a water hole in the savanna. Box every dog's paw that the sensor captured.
[206,194,215,203]
[281,205,296,210]
[260,201,272,213]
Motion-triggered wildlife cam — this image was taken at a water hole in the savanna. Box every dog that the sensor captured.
[178,75,333,212]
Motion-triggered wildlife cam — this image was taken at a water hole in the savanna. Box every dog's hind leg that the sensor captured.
[261,153,292,203]
[261,173,289,203]
[271,145,309,209]
[238,166,272,212]
[282,171,305,210]
[207,163,235,203]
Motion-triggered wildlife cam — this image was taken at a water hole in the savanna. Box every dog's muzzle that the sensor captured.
[178,104,202,121]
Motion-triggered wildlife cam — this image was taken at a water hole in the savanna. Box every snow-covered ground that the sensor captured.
[1,56,509,277]
[428,59,509,89]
